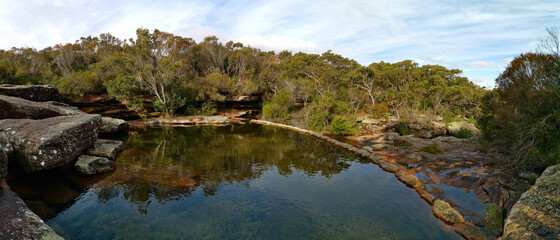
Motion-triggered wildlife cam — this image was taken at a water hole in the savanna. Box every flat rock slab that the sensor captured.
[501,164,560,240]
[0,84,62,102]
[0,182,63,240]
[134,115,230,126]
[454,222,487,240]
[379,161,400,173]
[0,114,101,173]
[432,200,465,225]
[100,117,129,134]
[0,95,84,120]
[420,192,436,205]
[398,174,422,188]
[86,139,124,160]
[75,155,116,175]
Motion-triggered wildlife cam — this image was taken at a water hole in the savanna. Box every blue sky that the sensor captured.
[0,0,558,88]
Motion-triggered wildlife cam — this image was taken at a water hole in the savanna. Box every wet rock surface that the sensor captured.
[0,181,63,240]
[454,222,488,240]
[501,164,560,240]
[131,115,230,127]
[86,139,124,160]
[0,114,101,173]
[75,155,116,175]
[100,117,129,133]
[0,95,84,119]
[433,200,465,225]
[0,84,62,102]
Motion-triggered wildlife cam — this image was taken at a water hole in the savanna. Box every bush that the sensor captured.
[199,101,218,115]
[394,122,412,135]
[485,203,504,235]
[262,90,292,121]
[124,97,144,113]
[331,116,359,136]
[451,127,472,139]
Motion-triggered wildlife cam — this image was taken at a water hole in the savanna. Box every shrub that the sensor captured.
[199,101,218,115]
[394,122,412,135]
[124,97,145,113]
[331,116,360,136]
[485,203,504,235]
[451,127,472,139]
[370,102,389,118]
[262,90,292,121]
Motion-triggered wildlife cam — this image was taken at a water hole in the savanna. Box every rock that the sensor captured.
[0,114,101,173]
[75,155,116,175]
[0,181,63,240]
[454,222,487,240]
[380,162,400,173]
[432,200,465,225]
[398,174,422,188]
[362,118,381,125]
[447,121,479,135]
[0,84,62,102]
[420,192,436,205]
[417,130,433,139]
[0,148,6,181]
[86,139,124,160]
[0,95,84,119]
[369,154,382,164]
[501,164,560,240]
[0,132,13,159]
[99,117,129,133]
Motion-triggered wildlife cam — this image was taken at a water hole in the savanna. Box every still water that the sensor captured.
[15,124,461,239]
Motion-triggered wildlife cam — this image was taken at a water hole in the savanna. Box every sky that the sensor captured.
[0,0,558,88]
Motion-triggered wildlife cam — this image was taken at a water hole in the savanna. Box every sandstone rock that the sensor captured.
[0,95,84,119]
[368,154,382,164]
[447,121,479,135]
[0,181,63,240]
[86,139,124,160]
[501,164,560,240]
[362,118,381,125]
[454,222,487,240]
[432,200,465,225]
[0,114,101,173]
[0,84,62,102]
[0,132,13,158]
[420,192,436,205]
[380,161,400,173]
[99,117,129,133]
[75,155,116,175]
[0,148,6,181]
[398,174,422,188]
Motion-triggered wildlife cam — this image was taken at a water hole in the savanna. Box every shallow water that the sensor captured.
[14,124,461,239]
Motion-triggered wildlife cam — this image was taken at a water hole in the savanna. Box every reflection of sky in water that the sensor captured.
[44,125,460,239]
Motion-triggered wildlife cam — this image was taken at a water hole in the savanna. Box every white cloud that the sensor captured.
[234,35,320,53]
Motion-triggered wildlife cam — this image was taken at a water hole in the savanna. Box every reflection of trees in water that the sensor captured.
[96,125,356,213]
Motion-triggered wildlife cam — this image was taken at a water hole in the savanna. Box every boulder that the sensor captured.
[0,95,84,119]
[454,222,487,240]
[75,155,116,175]
[379,161,400,173]
[0,132,13,158]
[0,114,101,173]
[0,148,6,181]
[398,174,422,188]
[432,200,465,225]
[501,164,560,240]
[0,181,63,240]
[86,139,124,160]
[0,84,62,102]
[447,121,478,135]
[99,117,129,133]
[420,192,436,205]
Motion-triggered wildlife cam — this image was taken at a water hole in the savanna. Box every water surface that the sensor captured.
[15,125,460,239]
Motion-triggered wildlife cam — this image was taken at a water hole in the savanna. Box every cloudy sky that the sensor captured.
[0,0,558,87]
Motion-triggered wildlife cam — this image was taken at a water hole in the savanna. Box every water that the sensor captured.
[12,124,461,239]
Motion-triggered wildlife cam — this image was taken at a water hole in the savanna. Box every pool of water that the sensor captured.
[11,124,461,239]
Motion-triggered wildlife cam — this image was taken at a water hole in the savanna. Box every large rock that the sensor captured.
[432,200,465,225]
[99,117,129,133]
[447,121,478,135]
[0,114,101,173]
[86,139,124,160]
[0,181,63,240]
[501,164,560,240]
[454,222,487,240]
[75,155,116,175]
[0,95,84,119]
[0,148,6,181]
[0,131,13,158]
[0,84,62,102]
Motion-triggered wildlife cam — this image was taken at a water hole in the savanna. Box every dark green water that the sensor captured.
[23,125,461,239]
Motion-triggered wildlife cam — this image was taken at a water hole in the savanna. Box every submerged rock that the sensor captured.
[86,139,124,160]
[0,181,63,240]
[99,117,129,133]
[0,114,101,173]
[75,155,116,175]
[0,95,84,119]
[432,200,464,225]
[454,222,487,240]
[0,84,62,102]
[501,164,560,240]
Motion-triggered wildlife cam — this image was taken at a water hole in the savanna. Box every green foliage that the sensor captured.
[451,127,472,139]
[153,91,187,117]
[0,60,16,84]
[331,116,360,136]
[104,75,138,101]
[199,101,218,116]
[394,122,412,136]
[484,203,504,235]
[124,97,145,113]
[51,71,97,96]
[306,93,350,132]
[262,90,292,121]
